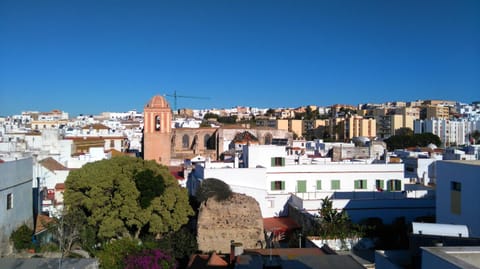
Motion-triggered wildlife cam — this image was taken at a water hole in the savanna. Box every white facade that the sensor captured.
[436,160,480,237]
[414,119,479,146]
[403,156,438,185]
[190,145,410,218]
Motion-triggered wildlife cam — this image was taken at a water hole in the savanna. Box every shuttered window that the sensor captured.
[331,180,340,190]
[297,180,307,193]
[271,181,285,191]
[375,180,384,191]
[354,179,367,189]
[271,157,285,167]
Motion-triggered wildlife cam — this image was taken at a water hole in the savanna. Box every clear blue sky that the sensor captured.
[1,0,479,117]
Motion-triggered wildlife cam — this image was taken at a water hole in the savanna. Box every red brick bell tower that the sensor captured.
[143,95,172,165]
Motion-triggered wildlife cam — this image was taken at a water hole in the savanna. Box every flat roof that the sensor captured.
[422,246,480,269]
[441,160,480,166]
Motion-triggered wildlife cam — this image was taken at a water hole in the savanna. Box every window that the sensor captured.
[354,179,367,190]
[297,180,306,193]
[204,134,211,149]
[451,181,461,191]
[271,157,285,167]
[451,181,461,215]
[375,180,384,191]
[155,115,161,131]
[6,193,13,210]
[387,179,402,191]
[316,180,322,190]
[331,180,340,190]
[271,181,285,191]
[182,134,190,149]
[264,133,273,145]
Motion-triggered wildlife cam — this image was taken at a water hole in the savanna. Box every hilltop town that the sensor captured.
[1,97,480,269]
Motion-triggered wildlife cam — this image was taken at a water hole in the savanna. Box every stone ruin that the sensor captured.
[197,192,264,254]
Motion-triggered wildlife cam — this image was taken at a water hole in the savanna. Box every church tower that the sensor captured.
[143,95,172,165]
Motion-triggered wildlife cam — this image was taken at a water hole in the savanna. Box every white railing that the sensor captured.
[293,190,433,201]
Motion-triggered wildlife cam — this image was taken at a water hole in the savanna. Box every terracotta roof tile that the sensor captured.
[263,217,300,233]
[207,252,229,266]
[81,123,110,130]
[39,157,68,171]
[35,214,55,235]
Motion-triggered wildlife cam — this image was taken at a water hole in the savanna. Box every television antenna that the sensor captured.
[165,90,210,111]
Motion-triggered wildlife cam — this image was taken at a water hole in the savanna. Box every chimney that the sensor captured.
[230,241,243,265]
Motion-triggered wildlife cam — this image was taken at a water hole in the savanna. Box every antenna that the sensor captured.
[165,90,210,111]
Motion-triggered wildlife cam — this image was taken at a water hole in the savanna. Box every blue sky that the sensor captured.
[1,0,479,116]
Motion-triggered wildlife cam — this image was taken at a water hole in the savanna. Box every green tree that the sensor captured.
[384,132,441,151]
[64,156,194,241]
[203,112,219,120]
[315,197,361,240]
[195,178,233,203]
[265,108,276,117]
[395,127,414,136]
[218,115,238,124]
[470,130,480,144]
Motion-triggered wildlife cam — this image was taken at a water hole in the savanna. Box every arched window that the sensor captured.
[204,134,211,149]
[155,115,161,131]
[264,133,273,145]
[182,134,190,149]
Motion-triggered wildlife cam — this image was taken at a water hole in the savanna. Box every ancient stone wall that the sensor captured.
[197,193,264,254]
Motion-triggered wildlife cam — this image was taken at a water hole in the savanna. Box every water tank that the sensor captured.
[412,222,469,238]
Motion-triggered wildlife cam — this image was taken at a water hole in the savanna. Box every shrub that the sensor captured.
[97,238,142,269]
[10,224,34,251]
[125,249,177,269]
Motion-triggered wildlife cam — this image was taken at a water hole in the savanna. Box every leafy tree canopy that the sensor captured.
[384,132,441,151]
[64,156,194,241]
[395,127,414,136]
[314,196,363,240]
[195,178,232,203]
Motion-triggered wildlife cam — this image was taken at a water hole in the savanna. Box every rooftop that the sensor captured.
[442,160,480,166]
[422,246,480,269]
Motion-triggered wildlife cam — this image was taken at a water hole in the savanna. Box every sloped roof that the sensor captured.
[263,217,300,233]
[55,183,65,190]
[168,166,184,180]
[233,131,259,144]
[208,252,229,266]
[187,253,230,269]
[39,157,68,172]
[82,123,110,130]
[108,149,126,157]
[35,214,55,235]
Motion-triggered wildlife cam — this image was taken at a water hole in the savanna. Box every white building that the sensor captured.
[414,118,480,147]
[0,157,33,256]
[189,144,417,221]
[421,246,480,269]
[436,160,480,238]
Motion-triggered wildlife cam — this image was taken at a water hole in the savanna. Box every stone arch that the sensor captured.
[155,115,161,131]
[182,134,190,149]
[204,134,211,149]
[264,133,273,145]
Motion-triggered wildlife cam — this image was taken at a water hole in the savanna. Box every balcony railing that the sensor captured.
[293,190,433,200]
